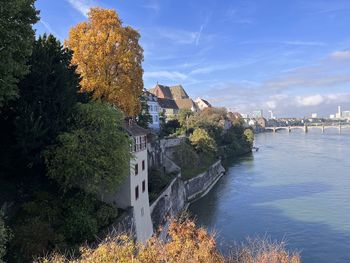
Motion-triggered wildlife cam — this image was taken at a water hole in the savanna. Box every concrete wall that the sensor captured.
[185,160,225,202]
[150,174,186,230]
[149,160,225,236]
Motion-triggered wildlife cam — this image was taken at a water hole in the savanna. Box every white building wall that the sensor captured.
[130,147,154,243]
[104,134,153,243]
[147,101,160,130]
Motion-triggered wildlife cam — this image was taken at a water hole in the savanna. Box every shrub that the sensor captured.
[228,237,300,263]
[189,128,217,154]
[10,192,117,261]
[37,218,300,263]
[244,128,254,148]
[45,102,130,195]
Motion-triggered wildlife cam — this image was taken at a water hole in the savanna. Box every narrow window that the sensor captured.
[135,164,138,175]
[141,207,144,216]
[135,186,139,200]
[142,180,146,193]
[142,160,145,171]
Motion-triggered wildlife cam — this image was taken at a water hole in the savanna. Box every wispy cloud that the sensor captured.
[144,71,189,81]
[263,49,350,90]
[195,13,211,46]
[329,50,350,60]
[142,1,160,13]
[223,3,256,24]
[66,0,97,17]
[281,41,326,47]
[154,28,200,45]
[39,20,61,39]
[195,24,205,46]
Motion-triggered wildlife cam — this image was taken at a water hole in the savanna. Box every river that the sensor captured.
[189,129,350,263]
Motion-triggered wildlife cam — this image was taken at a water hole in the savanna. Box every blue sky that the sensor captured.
[34,0,350,117]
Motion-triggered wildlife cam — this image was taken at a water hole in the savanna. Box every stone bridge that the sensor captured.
[265,124,350,133]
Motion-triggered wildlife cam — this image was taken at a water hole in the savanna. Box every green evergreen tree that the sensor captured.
[15,34,81,169]
[137,94,152,129]
[0,0,38,109]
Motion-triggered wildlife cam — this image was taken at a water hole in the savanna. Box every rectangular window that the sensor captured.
[141,207,144,216]
[142,160,145,171]
[135,186,139,200]
[142,180,146,193]
[135,164,138,175]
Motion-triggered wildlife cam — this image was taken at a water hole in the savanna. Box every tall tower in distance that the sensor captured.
[336,106,342,119]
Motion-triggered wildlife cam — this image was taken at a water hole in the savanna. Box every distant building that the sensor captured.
[248,119,256,126]
[257,117,267,128]
[144,90,160,130]
[149,84,198,118]
[107,121,153,243]
[195,98,212,111]
[342,111,350,120]
[157,98,179,119]
[336,106,342,118]
[330,114,335,119]
[250,110,263,119]
[311,113,318,118]
[149,84,189,100]
[175,98,198,112]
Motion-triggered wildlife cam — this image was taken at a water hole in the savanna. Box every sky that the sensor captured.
[34,0,350,118]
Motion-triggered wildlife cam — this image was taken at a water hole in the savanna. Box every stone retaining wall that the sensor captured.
[149,160,225,237]
[185,160,225,202]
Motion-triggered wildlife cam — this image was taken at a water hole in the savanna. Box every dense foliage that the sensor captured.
[189,128,217,154]
[0,0,38,109]
[65,8,144,116]
[11,191,116,261]
[0,212,10,263]
[162,107,253,158]
[45,102,130,195]
[15,34,81,169]
[0,32,130,261]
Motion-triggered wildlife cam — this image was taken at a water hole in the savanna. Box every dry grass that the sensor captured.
[36,218,300,263]
[227,237,300,263]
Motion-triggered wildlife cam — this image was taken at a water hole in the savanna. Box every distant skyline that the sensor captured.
[35,0,350,117]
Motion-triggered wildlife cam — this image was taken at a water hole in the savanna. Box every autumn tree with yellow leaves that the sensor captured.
[65,8,144,116]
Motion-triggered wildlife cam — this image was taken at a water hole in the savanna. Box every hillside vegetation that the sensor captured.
[38,217,300,263]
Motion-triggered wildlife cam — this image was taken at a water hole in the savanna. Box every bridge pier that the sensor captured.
[339,123,342,134]
[322,125,325,133]
[288,126,291,133]
[304,125,308,133]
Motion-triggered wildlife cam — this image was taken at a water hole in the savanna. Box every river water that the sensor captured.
[189,129,350,263]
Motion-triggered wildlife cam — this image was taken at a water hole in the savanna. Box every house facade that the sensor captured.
[195,98,212,111]
[149,84,198,119]
[158,98,179,119]
[108,121,153,243]
[144,90,160,130]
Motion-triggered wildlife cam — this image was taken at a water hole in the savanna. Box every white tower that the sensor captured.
[336,106,342,119]
[107,121,153,243]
